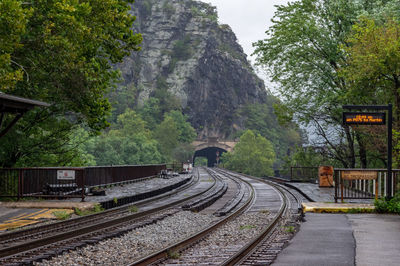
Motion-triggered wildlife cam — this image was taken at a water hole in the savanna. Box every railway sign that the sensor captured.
[57,170,75,180]
[343,112,385,125]
[342,104,393,199]
[341,170,378,180]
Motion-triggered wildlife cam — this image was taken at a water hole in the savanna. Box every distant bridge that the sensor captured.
[192,137,237,167]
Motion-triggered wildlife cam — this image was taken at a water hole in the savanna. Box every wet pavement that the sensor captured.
[274,213,400,266]
[273,213,355,266]
[349,214,400,266]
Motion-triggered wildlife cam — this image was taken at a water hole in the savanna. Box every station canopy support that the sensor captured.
[0,92,50,138]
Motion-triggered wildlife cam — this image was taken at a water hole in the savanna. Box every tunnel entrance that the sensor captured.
[193,147,227,167]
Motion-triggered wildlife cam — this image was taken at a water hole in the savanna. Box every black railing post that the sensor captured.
[81,169,85,202]
[17,169,21,201]
[290,167,293,181]
[334,170,338,203]
[387,103,393,199]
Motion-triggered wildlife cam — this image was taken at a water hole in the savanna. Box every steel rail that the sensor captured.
[128,168,255,266]
[0,169,215,261]
[0,175,196,244]
[218,169,302,266]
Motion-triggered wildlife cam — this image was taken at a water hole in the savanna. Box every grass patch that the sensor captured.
[347,208,375,214]
[240,225,255,230]
[74,204,104,216]
[53,210,71,220]
[259,209,269,214]
[167,249,180,259]
[129,205,139,213]
[284,225,295,233]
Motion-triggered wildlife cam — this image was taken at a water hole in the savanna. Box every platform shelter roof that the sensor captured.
[0,92,50,114]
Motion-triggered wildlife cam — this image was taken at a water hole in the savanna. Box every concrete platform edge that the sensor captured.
[0,201,97,210]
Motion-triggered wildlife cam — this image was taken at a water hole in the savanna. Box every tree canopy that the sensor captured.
[0,0,142,167]
[221,130,275,177]
[254,0,400,168]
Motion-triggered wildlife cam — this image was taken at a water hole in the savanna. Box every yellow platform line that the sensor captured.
[0,220,40,231]
[0,209,73,231]
[5,209,50,222]
[302,202,375,213]
[37,209,74,219]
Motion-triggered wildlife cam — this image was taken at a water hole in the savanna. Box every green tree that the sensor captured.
[154,111,196,162]
[108,85,137,123]
[172,143,195,163]
[340,17,400,166]
[0,0,30,91]
[222,130,275,177]
[166,110,197,143]
[253,0,397,168]
[194,157,208,166]
[0,0,142,167]
[154,116,180,161]
[237,103,302,167]
[137,97,162,130]
[86,109,162,165]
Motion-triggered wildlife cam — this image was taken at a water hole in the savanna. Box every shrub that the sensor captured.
[53,210,71,220]
[374,193,400,214]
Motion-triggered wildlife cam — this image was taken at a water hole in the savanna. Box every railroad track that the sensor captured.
[139,168,304,266]
[128,168,254,266]
[0,168,223,265]
[220,170,304,265]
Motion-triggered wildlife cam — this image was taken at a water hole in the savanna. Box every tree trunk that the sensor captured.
[344,125,356,168]
[355,131,367,168]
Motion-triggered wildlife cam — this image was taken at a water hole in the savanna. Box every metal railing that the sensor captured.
[0,164,166,201]
[334,169,400,203]
[290,166,319,182]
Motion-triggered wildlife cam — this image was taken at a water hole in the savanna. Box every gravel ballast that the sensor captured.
[36,211,217,266]
[164,211,273,264]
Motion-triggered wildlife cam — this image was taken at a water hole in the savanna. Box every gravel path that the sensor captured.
[163,211,273,265]
[36,211,218,266]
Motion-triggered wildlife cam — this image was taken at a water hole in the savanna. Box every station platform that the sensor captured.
[287,182,334,202]
[274,181,400,265]
[285,182,374,213]
[0,175,190,232]
[273,213,400,266]
[0,207,74,231]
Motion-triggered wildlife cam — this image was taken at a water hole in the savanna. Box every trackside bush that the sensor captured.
[374,193,400,214]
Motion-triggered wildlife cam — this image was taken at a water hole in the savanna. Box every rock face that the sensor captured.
[119,0,268,139]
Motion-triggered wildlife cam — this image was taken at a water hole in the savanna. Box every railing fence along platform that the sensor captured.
[274,167,319,182]
[334,169,400,203]
[0,164,166,201]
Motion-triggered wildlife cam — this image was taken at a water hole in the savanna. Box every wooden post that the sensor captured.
[375,179,379,201]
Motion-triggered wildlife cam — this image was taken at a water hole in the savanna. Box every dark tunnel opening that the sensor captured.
[193,147,227,167]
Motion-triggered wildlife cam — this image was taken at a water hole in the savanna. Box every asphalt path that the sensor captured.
[273,213,400,266]
[273,213,355,266]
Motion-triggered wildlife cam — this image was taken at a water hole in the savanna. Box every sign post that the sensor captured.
[343,104,393,199]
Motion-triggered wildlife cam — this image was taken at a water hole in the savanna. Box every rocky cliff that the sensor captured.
[118,0,269,139]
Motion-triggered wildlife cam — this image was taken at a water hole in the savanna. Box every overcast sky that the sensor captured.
[199,0,289,62]
[199,0,289,92]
